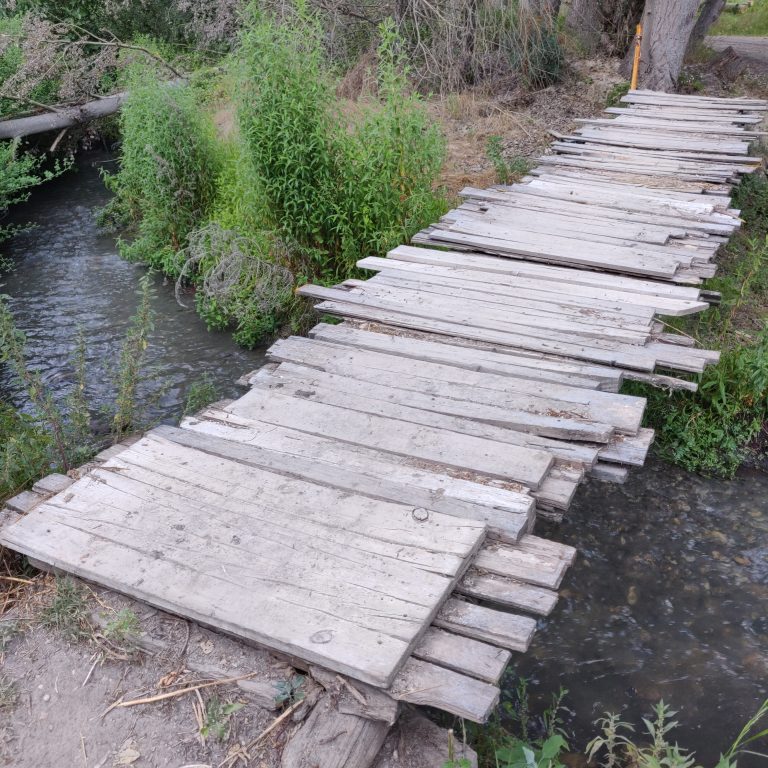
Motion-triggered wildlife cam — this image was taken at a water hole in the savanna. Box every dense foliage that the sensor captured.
[100,6,447,347]
[237,11,446,278]
[629,171,768,477]
[101,71,220,276]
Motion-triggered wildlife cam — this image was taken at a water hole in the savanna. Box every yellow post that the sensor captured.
[630,23,643,91]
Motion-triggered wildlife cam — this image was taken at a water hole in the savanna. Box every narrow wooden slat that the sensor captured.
[413,627,511,683]
[388,658,500,723]
[434,598,537,651]
[458,570,559,616]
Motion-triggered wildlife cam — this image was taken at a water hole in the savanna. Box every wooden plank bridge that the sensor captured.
[2,90,766,728]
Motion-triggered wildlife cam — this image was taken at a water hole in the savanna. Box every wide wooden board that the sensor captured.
[0,430,487,688]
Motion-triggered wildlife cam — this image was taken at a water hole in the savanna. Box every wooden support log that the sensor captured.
[371,709,479,768]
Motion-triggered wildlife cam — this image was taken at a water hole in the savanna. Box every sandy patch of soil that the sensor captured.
[0,577,292,768]
[429,56,627,196]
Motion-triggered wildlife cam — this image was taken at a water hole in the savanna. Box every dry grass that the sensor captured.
[428,56,627,196]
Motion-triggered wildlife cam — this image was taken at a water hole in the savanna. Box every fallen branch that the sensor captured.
[0,78,184,140]
[102,671,257,718]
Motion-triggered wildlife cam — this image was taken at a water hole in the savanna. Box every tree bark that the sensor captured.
[0,79,184,140]
[622,0,701,90]
[688,0,727,50]
[566,0,604,51]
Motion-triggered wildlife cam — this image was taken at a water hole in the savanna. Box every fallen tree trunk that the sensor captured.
[0,92,127,140]
[0,79,185,140]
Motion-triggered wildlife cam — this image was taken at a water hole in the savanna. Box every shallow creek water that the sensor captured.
[2,154,767,764]
[523,462,768,764]
[0,151,263,417]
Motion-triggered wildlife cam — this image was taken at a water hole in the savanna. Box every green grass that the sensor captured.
[625,168,768,477]
[39,577,91,642]
[711,0,768,36]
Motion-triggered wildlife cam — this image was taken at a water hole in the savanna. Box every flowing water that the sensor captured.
[2,153,767,765]
[0,151,264,420]
[519,462,768,765]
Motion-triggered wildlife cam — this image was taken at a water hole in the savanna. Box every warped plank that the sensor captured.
[413,627,511,684]
[164,420,535,538]
[224,385,555,486]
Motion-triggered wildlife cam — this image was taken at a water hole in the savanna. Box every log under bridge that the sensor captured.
[1,89,767,764]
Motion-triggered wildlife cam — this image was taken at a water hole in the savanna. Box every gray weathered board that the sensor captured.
[0,430,487,687]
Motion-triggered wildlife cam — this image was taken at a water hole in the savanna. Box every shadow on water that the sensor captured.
[0,150,264,420]
[520,459,768,765]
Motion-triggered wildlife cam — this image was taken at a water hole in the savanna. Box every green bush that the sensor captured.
[101,69,220,277]
[636,329,768,477]
[629,171,768,477]
[236,7,447,279]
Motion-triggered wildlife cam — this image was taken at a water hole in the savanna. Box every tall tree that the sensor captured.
[687,0,727,52]
[624,0,701,91]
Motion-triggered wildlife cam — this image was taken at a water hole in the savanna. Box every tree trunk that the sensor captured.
[566,0,604,51]
[621,0,701,90]
[688,0,727,51]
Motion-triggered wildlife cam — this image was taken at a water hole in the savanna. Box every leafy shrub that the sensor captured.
[486,136,531,185]
[0,402,53,504]
[637,329,768,477]
[236,8,447,279]
[102,69,219,277]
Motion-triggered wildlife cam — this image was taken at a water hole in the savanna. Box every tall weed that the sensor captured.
[101,69,219,277]
[235,7,447,279]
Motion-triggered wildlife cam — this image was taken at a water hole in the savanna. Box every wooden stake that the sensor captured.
[631,23,643,91]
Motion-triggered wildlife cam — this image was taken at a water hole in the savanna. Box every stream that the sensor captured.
[1,153,766,765]
[0,151,263,420]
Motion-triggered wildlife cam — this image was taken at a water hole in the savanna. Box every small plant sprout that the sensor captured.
[486,136,530,185]
[273,674,306,707]
[103,608,141,645]
[200,696,245,742]
[39,577,90,642]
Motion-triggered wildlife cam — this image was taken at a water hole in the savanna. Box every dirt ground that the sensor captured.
[0,577,299,768]
[430,56,627,195]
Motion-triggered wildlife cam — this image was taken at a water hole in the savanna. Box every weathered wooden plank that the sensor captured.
[474,543,569,589]
[387,246,706,300]
[518,534,577,565]
[280,695,391,768]
[413,627,511,683]
[225,385,554,486]
[458,570,559,616]
[5,489,44,514]
[172,418,534,540]
[387,658,500,723]
[267,336,646,434]
[252,364,601,466]
[358,258,707,318]
[1,432,488,688]
[32,473,75,496]
[309,322,621,390]
[434,598,537,651]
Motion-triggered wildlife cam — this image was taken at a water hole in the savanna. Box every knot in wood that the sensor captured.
[310,629,334,644]
[412,507,429,522]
